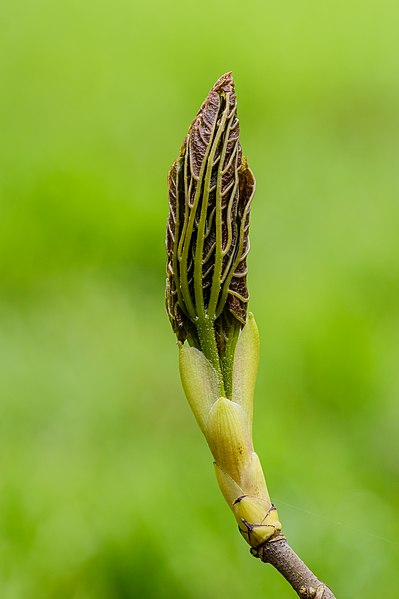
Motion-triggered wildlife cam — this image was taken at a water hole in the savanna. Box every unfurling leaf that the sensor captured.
[166,72,255,389]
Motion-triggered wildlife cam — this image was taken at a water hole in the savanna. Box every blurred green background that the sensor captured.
[1,0,398,597]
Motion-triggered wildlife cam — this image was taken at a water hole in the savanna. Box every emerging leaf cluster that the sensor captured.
[166,72,255,395]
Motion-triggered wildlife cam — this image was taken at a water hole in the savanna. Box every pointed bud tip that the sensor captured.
[211,71,235,95]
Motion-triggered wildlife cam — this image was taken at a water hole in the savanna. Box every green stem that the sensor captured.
[220,320,240,398]
[196,314,225,395]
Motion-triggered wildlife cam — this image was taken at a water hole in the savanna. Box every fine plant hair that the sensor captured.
[165,72,335,599]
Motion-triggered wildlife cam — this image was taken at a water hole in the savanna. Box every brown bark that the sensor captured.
[251,533,336,598]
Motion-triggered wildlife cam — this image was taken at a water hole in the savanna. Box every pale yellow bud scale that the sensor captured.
[178,315,281,548]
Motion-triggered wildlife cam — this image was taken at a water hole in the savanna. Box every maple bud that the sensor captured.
[166,74,281,548]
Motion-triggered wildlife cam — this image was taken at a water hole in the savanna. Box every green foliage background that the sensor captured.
[1,1,398,597]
